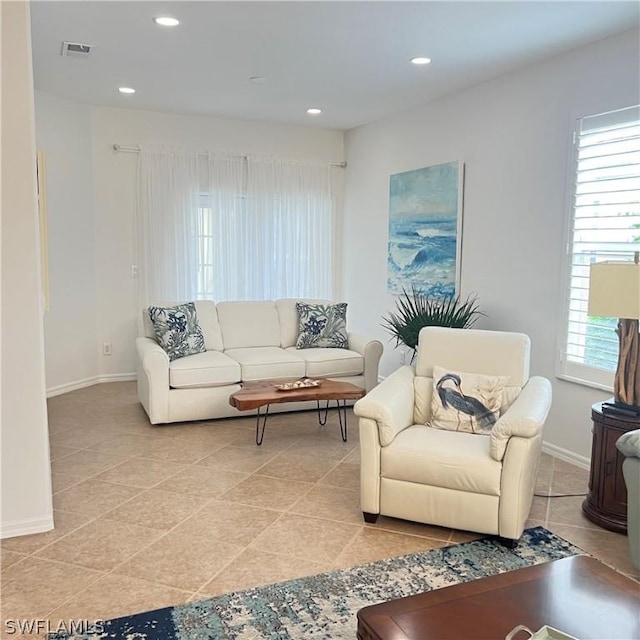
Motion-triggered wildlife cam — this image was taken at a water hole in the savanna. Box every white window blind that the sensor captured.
[560,105,640,389]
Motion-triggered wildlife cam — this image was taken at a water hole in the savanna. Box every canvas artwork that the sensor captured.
[387,161,464,296]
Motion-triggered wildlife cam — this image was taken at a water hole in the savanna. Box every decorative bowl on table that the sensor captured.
[274,378,322,391]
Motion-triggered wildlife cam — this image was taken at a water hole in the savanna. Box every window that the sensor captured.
[560,105,640,389]
[194,158,333,302]
[136,150,333,305]
[196,194,220,300]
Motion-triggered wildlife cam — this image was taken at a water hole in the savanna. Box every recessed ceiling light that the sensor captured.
[307,108,322,115]
[118,87,136,94]
[410,57,432,65]
[153,16,180,27]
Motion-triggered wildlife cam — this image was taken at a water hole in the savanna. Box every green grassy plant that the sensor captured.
[382,285,483,361]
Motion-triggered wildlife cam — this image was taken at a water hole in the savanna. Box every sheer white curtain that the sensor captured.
[197,155,246,301]
[136,147,200,306]
[199,156,332,301]
[244,158,332,299]
[137,148,333,306]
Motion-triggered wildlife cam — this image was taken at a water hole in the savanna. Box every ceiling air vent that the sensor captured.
[61,41,93,57]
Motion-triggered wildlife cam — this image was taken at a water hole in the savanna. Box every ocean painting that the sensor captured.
[388,162,463,296]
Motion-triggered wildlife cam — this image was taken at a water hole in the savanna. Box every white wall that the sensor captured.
[34,102,345,386]
[34,92,97,393]
[1,1,53,537]
[35,26,638,463]
[343,29,640,463]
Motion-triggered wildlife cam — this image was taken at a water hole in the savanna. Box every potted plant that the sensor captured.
[382,285,483,362]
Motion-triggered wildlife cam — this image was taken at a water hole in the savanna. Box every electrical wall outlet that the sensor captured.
[102,342,112,356]
[131,265,139,278]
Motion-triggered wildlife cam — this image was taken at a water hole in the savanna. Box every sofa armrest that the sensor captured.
[354,365,415,446]
[616,429,640,459]
[136,336,170,424]
[347,332,383,392]
[490,376,552,461]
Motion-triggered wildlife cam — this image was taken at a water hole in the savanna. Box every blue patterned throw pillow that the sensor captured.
[296,302,348,349]
[148,302,205,361]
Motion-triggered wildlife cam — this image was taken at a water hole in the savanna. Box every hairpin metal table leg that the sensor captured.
[337,398,348,442]
[316,400,330,426]
[255,404,270,446]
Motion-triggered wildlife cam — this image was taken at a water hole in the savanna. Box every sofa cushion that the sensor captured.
[169,351,241,388]
[381,425,502,496]
[193,301,224,351]
[143,300,223,352]
[276,298,329,348]
[224,347,306,381]
[296,302,348,349]
[285,347,363,378]
[148,302,206,361]
[217,301,280,349]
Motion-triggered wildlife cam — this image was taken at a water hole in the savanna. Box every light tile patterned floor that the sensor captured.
[1,381,638,637]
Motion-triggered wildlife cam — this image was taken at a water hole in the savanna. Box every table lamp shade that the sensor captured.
[588,258,640,410]
[588,261,640,320]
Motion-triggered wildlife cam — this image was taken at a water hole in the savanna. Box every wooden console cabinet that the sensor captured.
[582,401,639,533]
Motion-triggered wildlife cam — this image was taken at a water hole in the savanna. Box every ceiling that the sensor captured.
[30,1,639,131]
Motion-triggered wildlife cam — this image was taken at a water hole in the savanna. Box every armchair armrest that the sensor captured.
[354,365,415,446]
[490,376,552,461]
[347,332,384,392]
[616,429,640,459]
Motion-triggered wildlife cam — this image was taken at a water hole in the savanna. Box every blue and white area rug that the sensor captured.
[51,526,582,640]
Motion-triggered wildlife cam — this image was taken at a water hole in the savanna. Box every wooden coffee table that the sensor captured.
[229,379,365,445]
[357,555,640,640]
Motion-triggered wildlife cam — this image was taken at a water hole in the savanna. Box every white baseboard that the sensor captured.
[46,376,99,397]
[542,441,590,470]
[46,373,136,398]
[0,514,54,539]
[99,373,137,384]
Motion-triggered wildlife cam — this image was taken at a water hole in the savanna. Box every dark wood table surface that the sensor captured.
[357,555,640,640]
[228,378,365,410]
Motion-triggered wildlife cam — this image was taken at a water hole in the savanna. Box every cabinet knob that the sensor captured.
[605,460,615,476]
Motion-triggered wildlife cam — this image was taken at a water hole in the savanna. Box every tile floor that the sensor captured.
[1,381,638,638]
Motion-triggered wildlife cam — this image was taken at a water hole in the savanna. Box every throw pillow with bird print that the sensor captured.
[429,365,507,434]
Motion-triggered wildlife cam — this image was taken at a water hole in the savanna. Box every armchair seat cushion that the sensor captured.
[224,347,306,381]
[285,347,363,378]
[169,351,241,388]
[381,425,502,496]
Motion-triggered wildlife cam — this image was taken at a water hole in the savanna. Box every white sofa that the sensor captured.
[136,299,383,425]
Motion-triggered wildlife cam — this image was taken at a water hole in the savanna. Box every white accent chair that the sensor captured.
[354,326,552,545]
